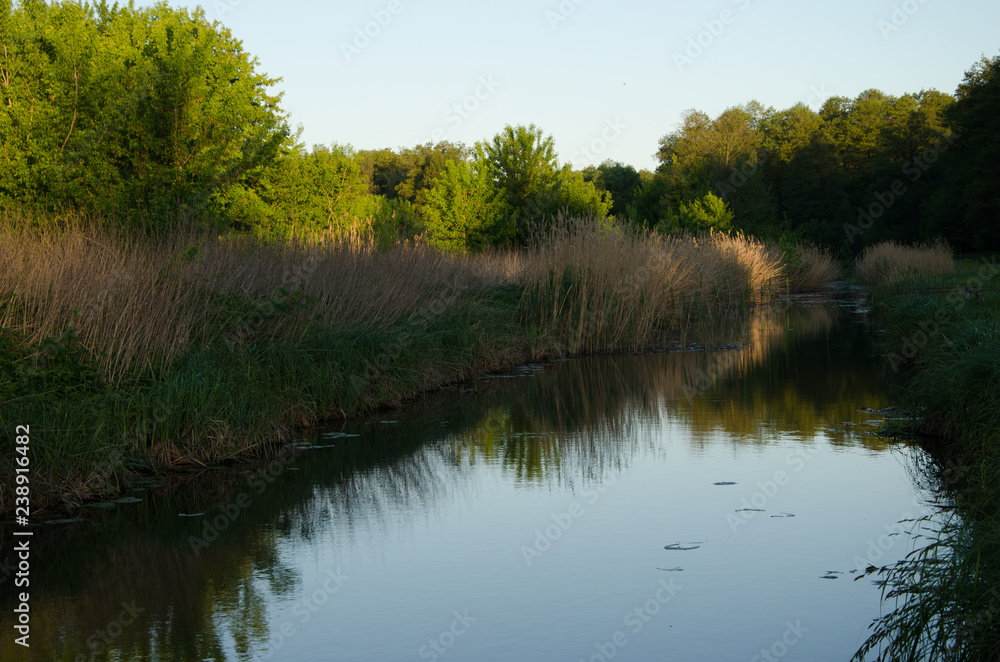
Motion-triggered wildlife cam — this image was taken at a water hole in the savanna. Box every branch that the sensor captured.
[59,66,79,152]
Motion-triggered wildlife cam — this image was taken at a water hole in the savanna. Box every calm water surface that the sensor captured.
[1,293,935,661]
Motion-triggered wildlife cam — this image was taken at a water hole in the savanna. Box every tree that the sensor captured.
[395,141,468,206]
[928,54,1000,251]
[554,166,612,219]
[258,143,372,229]
[0,0,289,226]
[657,191,733,233]
[583,160,642,217]
[423,159,512,252]
[477,124,560,240]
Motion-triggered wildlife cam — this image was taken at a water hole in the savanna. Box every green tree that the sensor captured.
[583,160,641,217]
[657,191,733,233]
[395,141,467,207]
[0,0,288,226]
[928,54,1000,251]
[555,166,612,219]
[423,158,512,252]
[476,124,560,240]
[258,142,372,229]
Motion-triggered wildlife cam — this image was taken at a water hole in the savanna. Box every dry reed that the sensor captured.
[518,215,784,354]
[0,216,498,385]
[855,240,955,287]
[1,212,811,388]
[782,245,842,292]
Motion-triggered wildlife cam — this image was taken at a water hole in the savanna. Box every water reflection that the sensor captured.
[0,295,915,661]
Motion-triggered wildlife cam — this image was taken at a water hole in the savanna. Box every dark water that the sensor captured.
[1,293,934,661]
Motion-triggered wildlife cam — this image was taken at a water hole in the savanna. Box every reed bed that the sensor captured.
[518,215,784,354]
[782,244,842,292]
[0,217,493,385]
[855,240,955,287]
[0,212,835,512]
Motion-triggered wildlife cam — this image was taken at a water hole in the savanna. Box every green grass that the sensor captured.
[0,281,528,513]
[855,256,1000,661]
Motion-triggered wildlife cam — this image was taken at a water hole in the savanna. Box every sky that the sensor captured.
[134,0,998,171]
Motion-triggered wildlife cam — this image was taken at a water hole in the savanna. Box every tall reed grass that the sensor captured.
[781,244,841,292]
[0,216,505,385]
[0,212,839,512]
[518,215,784,354]
[856,240,955,287]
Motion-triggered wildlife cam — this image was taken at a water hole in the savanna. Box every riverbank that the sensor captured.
[856,255,1000,661]
[0,213,840,516]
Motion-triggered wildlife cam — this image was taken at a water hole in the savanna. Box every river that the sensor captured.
[0,290,936,661]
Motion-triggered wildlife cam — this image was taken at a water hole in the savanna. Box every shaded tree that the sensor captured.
[928,54,1000,251]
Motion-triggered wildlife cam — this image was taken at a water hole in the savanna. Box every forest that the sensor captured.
[2,0,998,254]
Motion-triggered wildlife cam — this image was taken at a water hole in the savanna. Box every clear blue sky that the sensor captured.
[138,0,998,171]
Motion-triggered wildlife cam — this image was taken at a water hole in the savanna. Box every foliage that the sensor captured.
[583,160,643,217]
[926,55,1000,252]
[857,261,1000,661]
[657,191,733,233]
[423,159,513,252]
[0,0,288,227]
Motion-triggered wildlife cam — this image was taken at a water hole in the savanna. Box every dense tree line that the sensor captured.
[1,1,997,253]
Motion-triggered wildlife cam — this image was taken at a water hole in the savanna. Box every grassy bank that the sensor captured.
[0,213,836,514]
[855,254,1000,661]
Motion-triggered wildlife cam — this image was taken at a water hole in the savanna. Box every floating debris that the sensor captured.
[664,542,704,551]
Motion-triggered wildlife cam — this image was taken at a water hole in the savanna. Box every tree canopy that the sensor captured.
[1,2,996,254]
